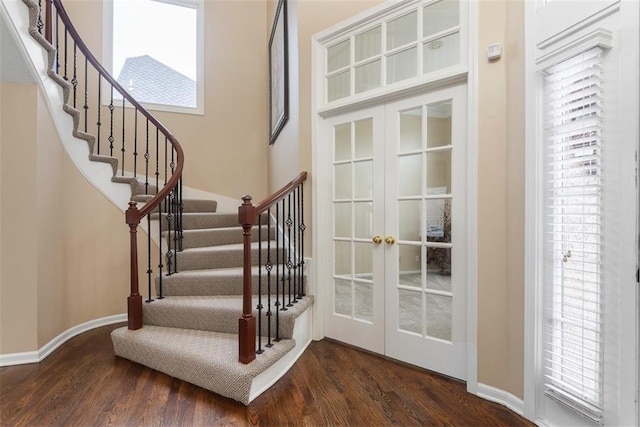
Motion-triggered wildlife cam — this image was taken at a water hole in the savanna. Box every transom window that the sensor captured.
[324,0,463,104]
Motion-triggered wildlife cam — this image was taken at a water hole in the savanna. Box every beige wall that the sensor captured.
[64,0,270,203]
[0,82,39,353]
[477,0,525,398]
[1,81,133,352]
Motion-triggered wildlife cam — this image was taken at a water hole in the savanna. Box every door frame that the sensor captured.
[310,0,479,394]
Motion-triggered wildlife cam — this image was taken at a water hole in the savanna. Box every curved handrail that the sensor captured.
[52,0,184,219]
[45,0,185,330]
[254,171,308,214]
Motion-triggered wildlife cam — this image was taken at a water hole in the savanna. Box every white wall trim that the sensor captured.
[537,0,619,49]
[0,314,126,367]
[523,0,538,421]
[313,0,417,44]
[535,28,613,71]
[477,383,525,418]
[310,35,326,343]
[464,0,478,396]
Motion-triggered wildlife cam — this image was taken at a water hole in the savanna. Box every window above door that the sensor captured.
[315,0,468,115]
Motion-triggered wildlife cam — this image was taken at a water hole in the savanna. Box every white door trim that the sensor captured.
[465,0,479,396]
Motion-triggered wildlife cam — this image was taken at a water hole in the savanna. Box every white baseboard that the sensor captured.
[477,383,525,417]
[0,313,126,367]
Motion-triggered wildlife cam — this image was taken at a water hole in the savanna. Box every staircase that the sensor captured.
[2,0,313,405]
[112,207,313,404]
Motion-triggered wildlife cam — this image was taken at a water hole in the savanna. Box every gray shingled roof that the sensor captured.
[116,55,196,108]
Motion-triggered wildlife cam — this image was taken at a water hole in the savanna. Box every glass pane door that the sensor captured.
[324,106,386,354]
[384,86,467,380]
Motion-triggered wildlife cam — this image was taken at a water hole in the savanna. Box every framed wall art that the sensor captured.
[268,0,288,144]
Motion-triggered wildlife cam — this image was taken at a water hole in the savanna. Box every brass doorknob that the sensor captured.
[372,235,383,244]
[385,236,395,245]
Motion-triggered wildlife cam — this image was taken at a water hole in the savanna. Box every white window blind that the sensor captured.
[542,47,604,422]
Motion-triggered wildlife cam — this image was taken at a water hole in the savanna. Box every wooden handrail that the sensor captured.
[51,0,184,220]
[238,171,308,363]
[49,0,184,329]
[254,171,308,215]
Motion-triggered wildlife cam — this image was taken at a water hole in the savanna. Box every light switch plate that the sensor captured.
[487,43,502,61]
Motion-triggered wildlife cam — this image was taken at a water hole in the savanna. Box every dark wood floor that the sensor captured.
[1,323,532,426]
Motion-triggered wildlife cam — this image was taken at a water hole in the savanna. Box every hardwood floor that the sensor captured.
[1,323,532,426]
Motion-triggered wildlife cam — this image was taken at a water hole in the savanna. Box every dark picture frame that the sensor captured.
[268,0,288,145]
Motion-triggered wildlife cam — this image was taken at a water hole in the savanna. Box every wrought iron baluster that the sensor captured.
[155,129,159,195]
[286,193,293,307]
[96,74,101,154]
[37,0,44,34]
[108,86,114,156]
[170,148,175,175]
[164,137,168,188]
[171,149,178,272]
[166,188,174,276]
[121,95,125,175]
[71,41,77,107]
[55,11,59,74]
[158,136,169,226]
[299,184,306,297]
[280,198,288,312]
[133,109,138,178]
[157,201,164,299]
[83,57,88,133]
[256,215,263,354]
[146,213,154,303]
[266,209,273,348]
[292,189,298,304]
[173,183,179,273]
[144,120,150,194]
[63,27,68,81]
[178,176,184,251]
[275,202,281,340]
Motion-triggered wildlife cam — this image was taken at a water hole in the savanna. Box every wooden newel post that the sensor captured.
[126,202,142,330]
[238,195,256,364]
[45,0,52,43]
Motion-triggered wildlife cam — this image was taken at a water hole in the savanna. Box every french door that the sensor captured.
[322,85,467,380]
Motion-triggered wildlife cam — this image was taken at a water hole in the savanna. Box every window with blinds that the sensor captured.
[542,47,604,421]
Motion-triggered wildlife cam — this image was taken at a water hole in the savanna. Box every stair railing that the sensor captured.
[238,171,308,363]
[33,0,184,329]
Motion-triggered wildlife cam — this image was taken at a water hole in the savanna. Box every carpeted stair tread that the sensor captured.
[156,264,297,296]
[151,212,236,230]
[143,295,313,339]
[172,241,280,270]
[152,212,268,230]
[131,195,218,213]
[111,325,295,405]
[165,225,273,249]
